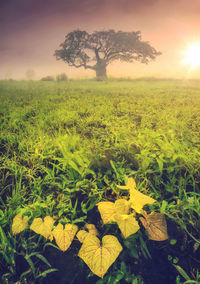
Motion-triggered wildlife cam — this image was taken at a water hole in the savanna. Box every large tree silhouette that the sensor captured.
[54,30,161,80]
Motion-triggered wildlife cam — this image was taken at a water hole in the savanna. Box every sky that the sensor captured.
[1,0,200,79]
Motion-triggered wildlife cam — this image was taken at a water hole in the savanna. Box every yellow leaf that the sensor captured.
[140,212,168,241]
[30,216,55,239]
[49,233,54,242]
[97,199,130,224]
[78,234,122,278]
[117,177,156,213]
[98,199,138,238]
[12,214,28,235]
[115,214,140,238]
[85,224,98,236]
[77,230,90,243]
[117,177,136,190]
[114,199,130,215]
[114,200,139,238]
[130,188,156,213]
[52,223,78,251]
[77,224,98,243]
[97,201,115,224]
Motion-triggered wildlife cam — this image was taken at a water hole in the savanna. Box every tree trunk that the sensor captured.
[95,61,107,80]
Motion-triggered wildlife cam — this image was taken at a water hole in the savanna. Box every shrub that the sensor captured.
[41,75,55,81]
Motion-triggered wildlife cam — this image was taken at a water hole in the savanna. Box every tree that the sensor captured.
[54,30,161,80]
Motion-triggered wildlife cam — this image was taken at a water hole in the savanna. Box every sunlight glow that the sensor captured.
[183,42,200,69]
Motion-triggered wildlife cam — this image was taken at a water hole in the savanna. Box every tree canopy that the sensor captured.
[54,29,161,79]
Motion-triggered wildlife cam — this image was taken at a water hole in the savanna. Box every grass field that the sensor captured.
[1,79,200,284]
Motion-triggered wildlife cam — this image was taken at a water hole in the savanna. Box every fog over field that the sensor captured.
[1,0,200,79]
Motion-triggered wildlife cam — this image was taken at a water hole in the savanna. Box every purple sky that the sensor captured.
[1,0,200,79]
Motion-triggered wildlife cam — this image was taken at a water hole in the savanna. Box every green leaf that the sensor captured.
[139,235,151,259]
[173,265,191,281]
[68,160,81,174]
[34,253,51,267]
[120,261,127,274]
[36,268,58,279]
[129,248,139,259]
[110,160,120,180]
[20,268,32,280]
[114,272,124,282]
[160,200,168,214]
[43,242,61,251]
[156,157,163,172]
[132,276,144,284]
[25,255,36,278]
[170,239,177,245]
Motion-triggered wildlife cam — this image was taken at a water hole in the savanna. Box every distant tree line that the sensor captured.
[41,73,68,81]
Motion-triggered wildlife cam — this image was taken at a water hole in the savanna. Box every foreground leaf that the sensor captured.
[115,214,140,238]
[140,212,168,241]
[78,234,122,278]
[30,216,55,239]
[117,178,156,213]
[114,199,130,215]
[77,230,90,243]
[117,177,136,190]
[52,223,78,251]
[77,224,98,243]
[97,199,130,224]
[97,201,116,224]
[130,189,156,213]
[12,214,28,235]
[85,224,98,236]
[98,199,138,238]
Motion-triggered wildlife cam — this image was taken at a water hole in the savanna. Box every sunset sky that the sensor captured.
[1,0,200,80]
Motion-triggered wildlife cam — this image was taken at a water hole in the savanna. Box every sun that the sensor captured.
[183,42,200,69]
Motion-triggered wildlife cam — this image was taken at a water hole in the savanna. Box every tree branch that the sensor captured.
[69,62,95,70]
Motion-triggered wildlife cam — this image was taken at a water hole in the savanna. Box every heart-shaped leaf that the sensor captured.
[85,224,98,236]
[52,223,78,251]
[97,201,116,224]
[77,224,98,243]
[97,199,130,224]
[114,199,131,215]
[30,216,55,239]
[12,214,28,235]
[140,212,168,241]
[115,214,140,238]
[78,234,122,278]
[77,230,90,243]
[97,199,139,238]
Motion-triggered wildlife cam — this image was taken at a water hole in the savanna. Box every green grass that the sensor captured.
[0,78,200,283]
